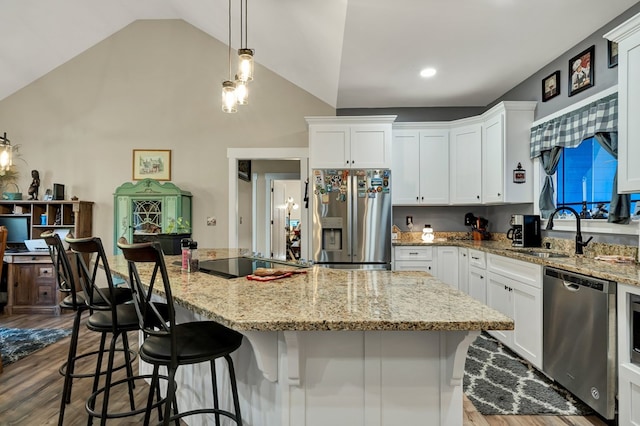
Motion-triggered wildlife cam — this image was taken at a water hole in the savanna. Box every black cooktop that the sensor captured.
[199,257,302,279]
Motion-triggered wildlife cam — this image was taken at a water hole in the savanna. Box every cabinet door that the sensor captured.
[350,124,392,168]
[482,112,504,204]
[458,248,469,294]
[450,123,482,204]
[13,264,34,306]
[436,246,458,289]
[468,266,486,304]
[511,281,542,369]
[486,272,513,344]
[392,130,421,205]
[309,125,349,169]
[419,129,449,204]
[617,29,640,192]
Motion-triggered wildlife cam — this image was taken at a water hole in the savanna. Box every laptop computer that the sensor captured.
[24,239,49,252]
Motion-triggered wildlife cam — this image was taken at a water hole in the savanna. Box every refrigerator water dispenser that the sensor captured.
[321,217,343,251]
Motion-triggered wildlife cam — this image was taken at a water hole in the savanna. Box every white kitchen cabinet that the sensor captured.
[450,122,482,204]
[481,102,536,204]
[306,116,396,169]
[467,249,486,303]
[605,14,640,193]
[458,248,469,295]
[436,246,458,289]
[392,126,449,205]
[486,254,543,369]
[393,246,434,274]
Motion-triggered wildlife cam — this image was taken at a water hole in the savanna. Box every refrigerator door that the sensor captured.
[351,169,391,265]
[311,169,351,264]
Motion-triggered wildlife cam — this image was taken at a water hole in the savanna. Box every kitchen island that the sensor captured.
[109,249,513,426]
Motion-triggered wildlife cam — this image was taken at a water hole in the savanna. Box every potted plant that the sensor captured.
[157,217,191,255]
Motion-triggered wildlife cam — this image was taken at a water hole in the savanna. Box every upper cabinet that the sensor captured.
[306,116,396,169]
[392,126,449,205]
[450,121,483,204]
[605,14,640,193]
[391,101,536,206]
[482,102,537,204]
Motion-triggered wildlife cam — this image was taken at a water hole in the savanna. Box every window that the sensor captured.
[556,137,640,218]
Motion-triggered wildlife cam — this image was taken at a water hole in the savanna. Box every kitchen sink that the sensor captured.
[507,249,570,258]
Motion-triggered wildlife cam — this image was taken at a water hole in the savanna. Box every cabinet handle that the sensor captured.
[480,275,484,279]
[428,266,431,270]
[416,196,419,201]
[409,252,419,255]
[476,195,480,200]
[497,193,501,197]
[462,253,467,257]
[351,160,355,164]
[31,256,36,261]
[14,282,18,287]
[346,161,349,165]
[421,196,424,201]
[471,256,480,260]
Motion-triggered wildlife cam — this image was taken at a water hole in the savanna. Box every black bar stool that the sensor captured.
[117,240,244,426]
[66,235,149,425]
[42,232,133,426]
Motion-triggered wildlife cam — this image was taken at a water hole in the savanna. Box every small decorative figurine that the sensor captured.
[28,169,40,200]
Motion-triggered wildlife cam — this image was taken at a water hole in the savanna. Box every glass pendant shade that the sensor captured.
[235,76,248,105]
[237,48,254,82]
[221,80,237,113]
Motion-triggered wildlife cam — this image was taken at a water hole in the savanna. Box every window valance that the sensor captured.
[529,93,617,158]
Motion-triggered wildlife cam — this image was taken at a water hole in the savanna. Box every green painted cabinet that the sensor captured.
[113,179,192,254]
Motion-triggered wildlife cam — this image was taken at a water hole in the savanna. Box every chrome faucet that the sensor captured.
[545,205,593,255]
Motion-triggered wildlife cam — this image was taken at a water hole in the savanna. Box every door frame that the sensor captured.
[227,148,309,259]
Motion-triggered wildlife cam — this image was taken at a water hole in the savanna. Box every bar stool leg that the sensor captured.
[58,309,82,426]
[211,359,220,426]
[225,354,243,425]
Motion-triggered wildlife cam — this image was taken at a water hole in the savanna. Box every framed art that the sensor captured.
[608,40,618,68]
[568,45,594,97]
[542,70,560,102]
[238,160,251,182]
[132,149,171,181]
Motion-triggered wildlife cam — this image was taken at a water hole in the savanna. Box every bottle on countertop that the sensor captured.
[188,241,199,273]
[181,238,192,272]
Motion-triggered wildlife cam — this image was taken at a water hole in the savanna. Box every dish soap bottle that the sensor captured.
[421,224,434,242]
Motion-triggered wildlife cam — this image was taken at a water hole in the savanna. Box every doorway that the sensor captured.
[227,147,309,259]
[271,179,302,260]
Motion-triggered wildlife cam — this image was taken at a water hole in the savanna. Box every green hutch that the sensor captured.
[113,179,192,254]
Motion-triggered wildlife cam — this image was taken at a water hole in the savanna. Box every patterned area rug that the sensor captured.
[464,332,593,416]
[0,327,71,366]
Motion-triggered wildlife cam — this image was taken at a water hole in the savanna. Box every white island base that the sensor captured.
[141,308,479,426]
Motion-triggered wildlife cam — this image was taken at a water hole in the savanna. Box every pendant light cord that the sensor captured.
[228,0,232,80]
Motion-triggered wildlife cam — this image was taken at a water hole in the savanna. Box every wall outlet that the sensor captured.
[207,217,216,226]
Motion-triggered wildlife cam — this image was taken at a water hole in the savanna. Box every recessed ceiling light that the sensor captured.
[420,68,437,78]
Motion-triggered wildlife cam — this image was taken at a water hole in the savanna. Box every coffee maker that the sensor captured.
[507,214,541,247]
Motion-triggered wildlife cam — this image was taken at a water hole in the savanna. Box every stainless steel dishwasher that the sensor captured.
[543,267,617,420]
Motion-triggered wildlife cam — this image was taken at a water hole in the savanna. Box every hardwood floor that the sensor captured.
[0,312,611,425]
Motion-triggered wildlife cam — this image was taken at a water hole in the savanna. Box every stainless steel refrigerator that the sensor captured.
[311,169,391,269]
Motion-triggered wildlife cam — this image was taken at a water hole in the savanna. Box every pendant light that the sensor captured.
[0,132,12,173]
[237,0,254,83]
[222,0,237,113]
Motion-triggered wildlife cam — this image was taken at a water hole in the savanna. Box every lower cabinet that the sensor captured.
[4,254,58,315]
[486,254,543,369]
[435,246,458,289]
[617,283,640,426]
[393,246,434,274]
[458,248,469,294]
[468,249,486,304]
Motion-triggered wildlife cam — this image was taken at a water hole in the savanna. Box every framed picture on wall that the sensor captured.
[608,40,618,68]
[238,160,251,182]
[568,45,594,97]
[542,70,560,102]
[132,149,171,181]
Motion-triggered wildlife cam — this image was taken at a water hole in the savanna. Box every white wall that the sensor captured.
[0,20,334,252]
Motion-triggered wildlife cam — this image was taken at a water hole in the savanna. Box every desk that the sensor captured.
[3,252,57,315]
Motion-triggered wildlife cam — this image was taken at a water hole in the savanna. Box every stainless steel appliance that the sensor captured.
[507,214,541,247]
[543,267,617,420]
[632,294,640,365]
[311,169,391,269]
[199,257,305,279]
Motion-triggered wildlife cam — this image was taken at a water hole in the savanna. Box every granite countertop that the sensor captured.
[394,237,640,286]
[108,249,513,333]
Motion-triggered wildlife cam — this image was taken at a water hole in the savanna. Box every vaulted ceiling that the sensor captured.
[2,0,638,108]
